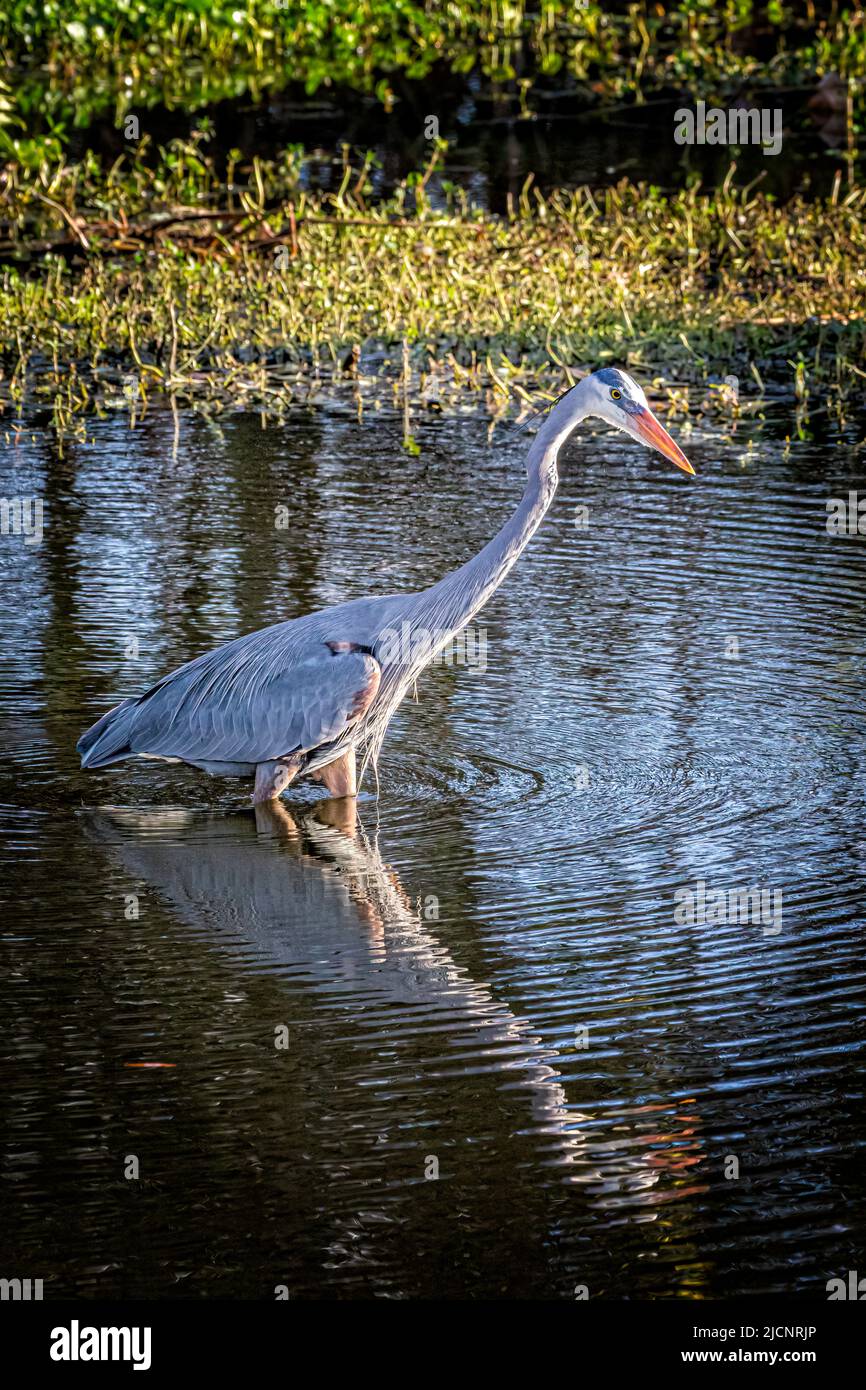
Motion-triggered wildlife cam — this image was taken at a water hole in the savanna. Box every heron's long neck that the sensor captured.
[420,407,578,637]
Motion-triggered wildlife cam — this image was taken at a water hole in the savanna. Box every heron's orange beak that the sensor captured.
[630,406,695,475]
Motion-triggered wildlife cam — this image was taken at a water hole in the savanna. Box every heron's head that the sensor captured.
[577,367,694,474]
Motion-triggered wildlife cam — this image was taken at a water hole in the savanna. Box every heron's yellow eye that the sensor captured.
[610,388,622,400]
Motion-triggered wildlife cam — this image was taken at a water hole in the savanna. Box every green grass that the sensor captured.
[1,141,864,443]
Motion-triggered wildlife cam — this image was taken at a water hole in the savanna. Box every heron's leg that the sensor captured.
[252,758,299,804]
[313,748,357,799]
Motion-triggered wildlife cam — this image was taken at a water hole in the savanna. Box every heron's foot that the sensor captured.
[252,758,299,804]
[311,798,358,835]
[253,800,301,837]
[310,748,357,799]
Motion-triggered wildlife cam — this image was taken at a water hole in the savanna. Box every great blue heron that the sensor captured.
[78,367,694,802]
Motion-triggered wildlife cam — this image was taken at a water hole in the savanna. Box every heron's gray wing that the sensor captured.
[121,632,381,767]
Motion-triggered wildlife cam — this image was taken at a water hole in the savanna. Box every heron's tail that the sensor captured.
[77,699,138,767]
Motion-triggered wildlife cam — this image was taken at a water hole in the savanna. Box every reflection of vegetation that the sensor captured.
[0,2,864,134]
[1,140,863,437]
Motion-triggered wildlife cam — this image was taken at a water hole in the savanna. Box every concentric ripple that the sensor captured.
[0,405,864,1300]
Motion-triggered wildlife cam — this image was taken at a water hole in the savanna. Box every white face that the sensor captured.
[583,369,649,427]
[532,368,693,474]
[577,368,694,474]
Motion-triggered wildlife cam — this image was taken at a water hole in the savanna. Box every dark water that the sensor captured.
[1,399,865,1299]
[71,77,859,211]
[276,90,858,207]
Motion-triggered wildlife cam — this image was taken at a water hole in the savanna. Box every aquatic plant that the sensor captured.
[1,142,863,442]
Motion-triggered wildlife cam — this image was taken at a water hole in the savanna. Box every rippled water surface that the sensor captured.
[1,402,865,1299]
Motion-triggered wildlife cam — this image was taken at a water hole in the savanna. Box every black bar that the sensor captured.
[3,1297,863,1375]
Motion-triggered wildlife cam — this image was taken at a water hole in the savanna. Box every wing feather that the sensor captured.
[79,615,383,769]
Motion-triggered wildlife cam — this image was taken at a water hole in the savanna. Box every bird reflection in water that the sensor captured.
[83,799,706,1213]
